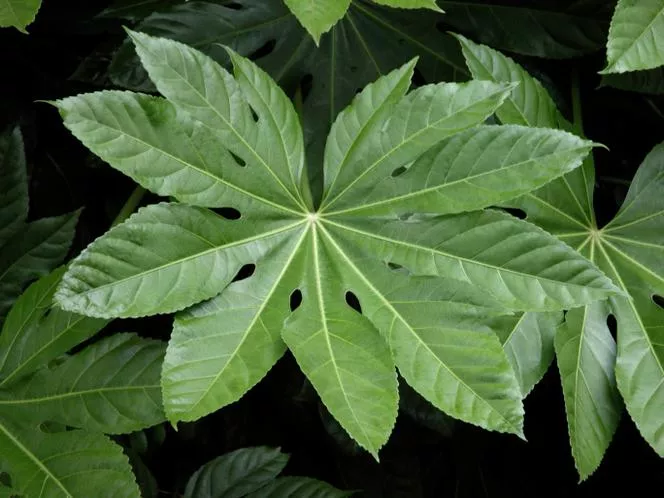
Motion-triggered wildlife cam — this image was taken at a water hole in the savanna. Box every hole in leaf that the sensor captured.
[502,207,527,220]
[229,151,246,167]
[290,289,302,311]
[224,1,243,9]
[345,291,362,314]
[399,212,414,221]
[232,264,255,282]
[248,39,276,61]
[391,165,407,177]
[249,106,259,122]
[653,295,664,310]
[607,314,617,340]
[412,67,426,87]
[387,262,403,271]
[214,207,241,220]
[299,74,313,103]
[0,472,12,488]
[349,65,358,73]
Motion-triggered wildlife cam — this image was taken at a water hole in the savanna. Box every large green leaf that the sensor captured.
[555,301,621,481]
[0,333,165,434]
[0,420,141,497]
[0,268,107,387]
[602,0,664,73]
[0,0,41,32]
[283,0,351,44]
[438,0,607,59]
[246,477,352,498]
[184,446,288,498]
[56,33,616,459]
[465,38,662,472]
[0,126,27,247]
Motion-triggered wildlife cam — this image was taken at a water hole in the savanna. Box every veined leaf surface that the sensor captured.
[57,32,616,458]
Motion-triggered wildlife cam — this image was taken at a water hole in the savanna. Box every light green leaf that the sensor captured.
[0,420,141,497]
[163,233,305,423]
[283,0,351,45]
[184,446,288,498]
[246,477,352,498]
[321,80,513,211]
[599,142,664,455]
[55,203,305,318]
[325,125,595,217]
[602,0,664,73]
[0,0,41,33]
[55,92,298,216]
[282,229,398,459]
[555,301,621,481]
[496,311,561,396]
[454,33,570,129]
[319,237,524,436]
[325,211,620,311]
[0,126,27,247]
[0,268,108,387]
[127,29,307,211]
[0,212,79,322]
[0,334,165,434]
[371,0,441,10]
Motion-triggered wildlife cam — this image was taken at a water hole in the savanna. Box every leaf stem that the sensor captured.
[111,186,146,227]
[571,69,584,136]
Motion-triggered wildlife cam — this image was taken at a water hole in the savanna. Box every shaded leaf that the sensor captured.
[0,126,27,248]
[246,477,353,498]
[184,446,288,498]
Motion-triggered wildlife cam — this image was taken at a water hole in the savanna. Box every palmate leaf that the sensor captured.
[602,0,664,74]
[56,32,617,458]
[457,35,661,476]
[0,419,141,497]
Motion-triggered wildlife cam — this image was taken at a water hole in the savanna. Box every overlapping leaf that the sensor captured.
[56,31,617,459]
[457,35,663,475]
[602,0,664,73]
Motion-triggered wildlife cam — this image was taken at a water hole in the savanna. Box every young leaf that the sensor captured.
[246,477,353,498]
[0,126,27,247]
[282,0,351,45]
[0,268,108,387]
[496,311,562,397]
[602,0,664,73]
[0,420,141,497]
[184,446,288,498]
[0,0,41,33]
[555,301,622,481]
[0,333,166,434]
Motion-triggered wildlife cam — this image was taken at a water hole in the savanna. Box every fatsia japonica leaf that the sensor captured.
[602,67,664,94]
[0,0,41,33]
[56,32,617,458]
[0,420,141,497]
[0,127,79,323]
[555,301,622,481]
[282,0,351,45]
[372,0,440,8]
[0,333,165,434]
[602,0,664,74]
[184,446,288,498]
[464,40,662,474]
